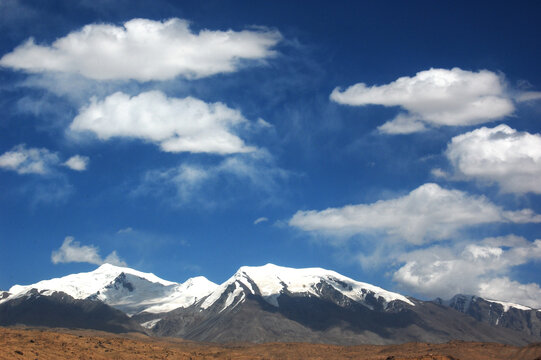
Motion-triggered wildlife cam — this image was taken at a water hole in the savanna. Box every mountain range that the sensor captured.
[1,263,540,345]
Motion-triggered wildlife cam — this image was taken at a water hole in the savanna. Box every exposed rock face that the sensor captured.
[0,290,145,334]
[149,267,538,345]
[436,295,541,338]
[1,264,540,346]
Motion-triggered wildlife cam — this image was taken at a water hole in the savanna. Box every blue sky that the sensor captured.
[1,0,541,307]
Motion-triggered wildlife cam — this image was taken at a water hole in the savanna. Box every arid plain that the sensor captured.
[1,327,541,360]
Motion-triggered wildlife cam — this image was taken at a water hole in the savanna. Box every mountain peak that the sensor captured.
[93,264,177,287]
[202,263,414,311]
[3,265,217,316]
[96,263,121,270]
[183,276,216,287]
[3,263,540,345]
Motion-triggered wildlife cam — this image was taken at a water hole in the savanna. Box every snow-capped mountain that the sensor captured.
[200,263,414,312]
[1,263,539,345]
[436,294,541,337]
[1,263,217,316]
[438,294,533,313]
[150,264,538,345]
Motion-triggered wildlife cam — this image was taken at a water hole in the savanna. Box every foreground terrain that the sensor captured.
[1,327,540,360]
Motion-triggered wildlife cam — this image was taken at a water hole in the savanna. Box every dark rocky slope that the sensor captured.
[0,289,145,334]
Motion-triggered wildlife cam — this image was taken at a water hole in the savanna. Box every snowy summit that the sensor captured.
[2,263,217,316]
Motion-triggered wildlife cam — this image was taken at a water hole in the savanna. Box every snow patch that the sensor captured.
[486,299,532,312]
[142,276,218,314]
[221,282,245,312]
[140,318,162,329]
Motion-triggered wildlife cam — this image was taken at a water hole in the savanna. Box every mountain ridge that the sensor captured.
[0,289,145,334]
[1,263,218,316]
[436,294,541,338]
[1,263,540,345]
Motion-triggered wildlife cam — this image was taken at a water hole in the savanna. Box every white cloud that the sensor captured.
[0,144,90,175]
[289,183,541,244]
[0,144,59,174]
[63,155,89,171]
[376,114,427,134]
[103,251,125,266]
[23,179,74,205]
[516,91,541,102]
[0,18,281,81]
[70,91,256,155]
[117,227,133,234]
[256,118,273,129]
[330,68,514,134]
[445,124,541,194]
[392,235,541,308]
[51,236,126,266]
[430,168,448,178]
[478,278,541,309]
[254,217,268,225]
[142,163,211,204]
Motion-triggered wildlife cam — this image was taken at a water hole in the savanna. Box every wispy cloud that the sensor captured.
[136,150,291,208]
[22,179,74,206]
[51,236,126,266]
[254,217,268,225]
[516,91,541,102]
[117,227,134,234]
[331,68,514,134]
[1,18,281,81]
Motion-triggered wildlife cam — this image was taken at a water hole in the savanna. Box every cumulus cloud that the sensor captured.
[289,183,541,244]
[0,18,281,81]
[330,68,514,134]
[63,155,89,171]
[51,236,126,266]
[70,91,255,155]
[254,217,268,224]
[392,235,541,308]
[445,124,541,194]
[478,278,541,309]
[0,144,59,174]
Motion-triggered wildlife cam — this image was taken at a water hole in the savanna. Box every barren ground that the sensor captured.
[1,327,540,360]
